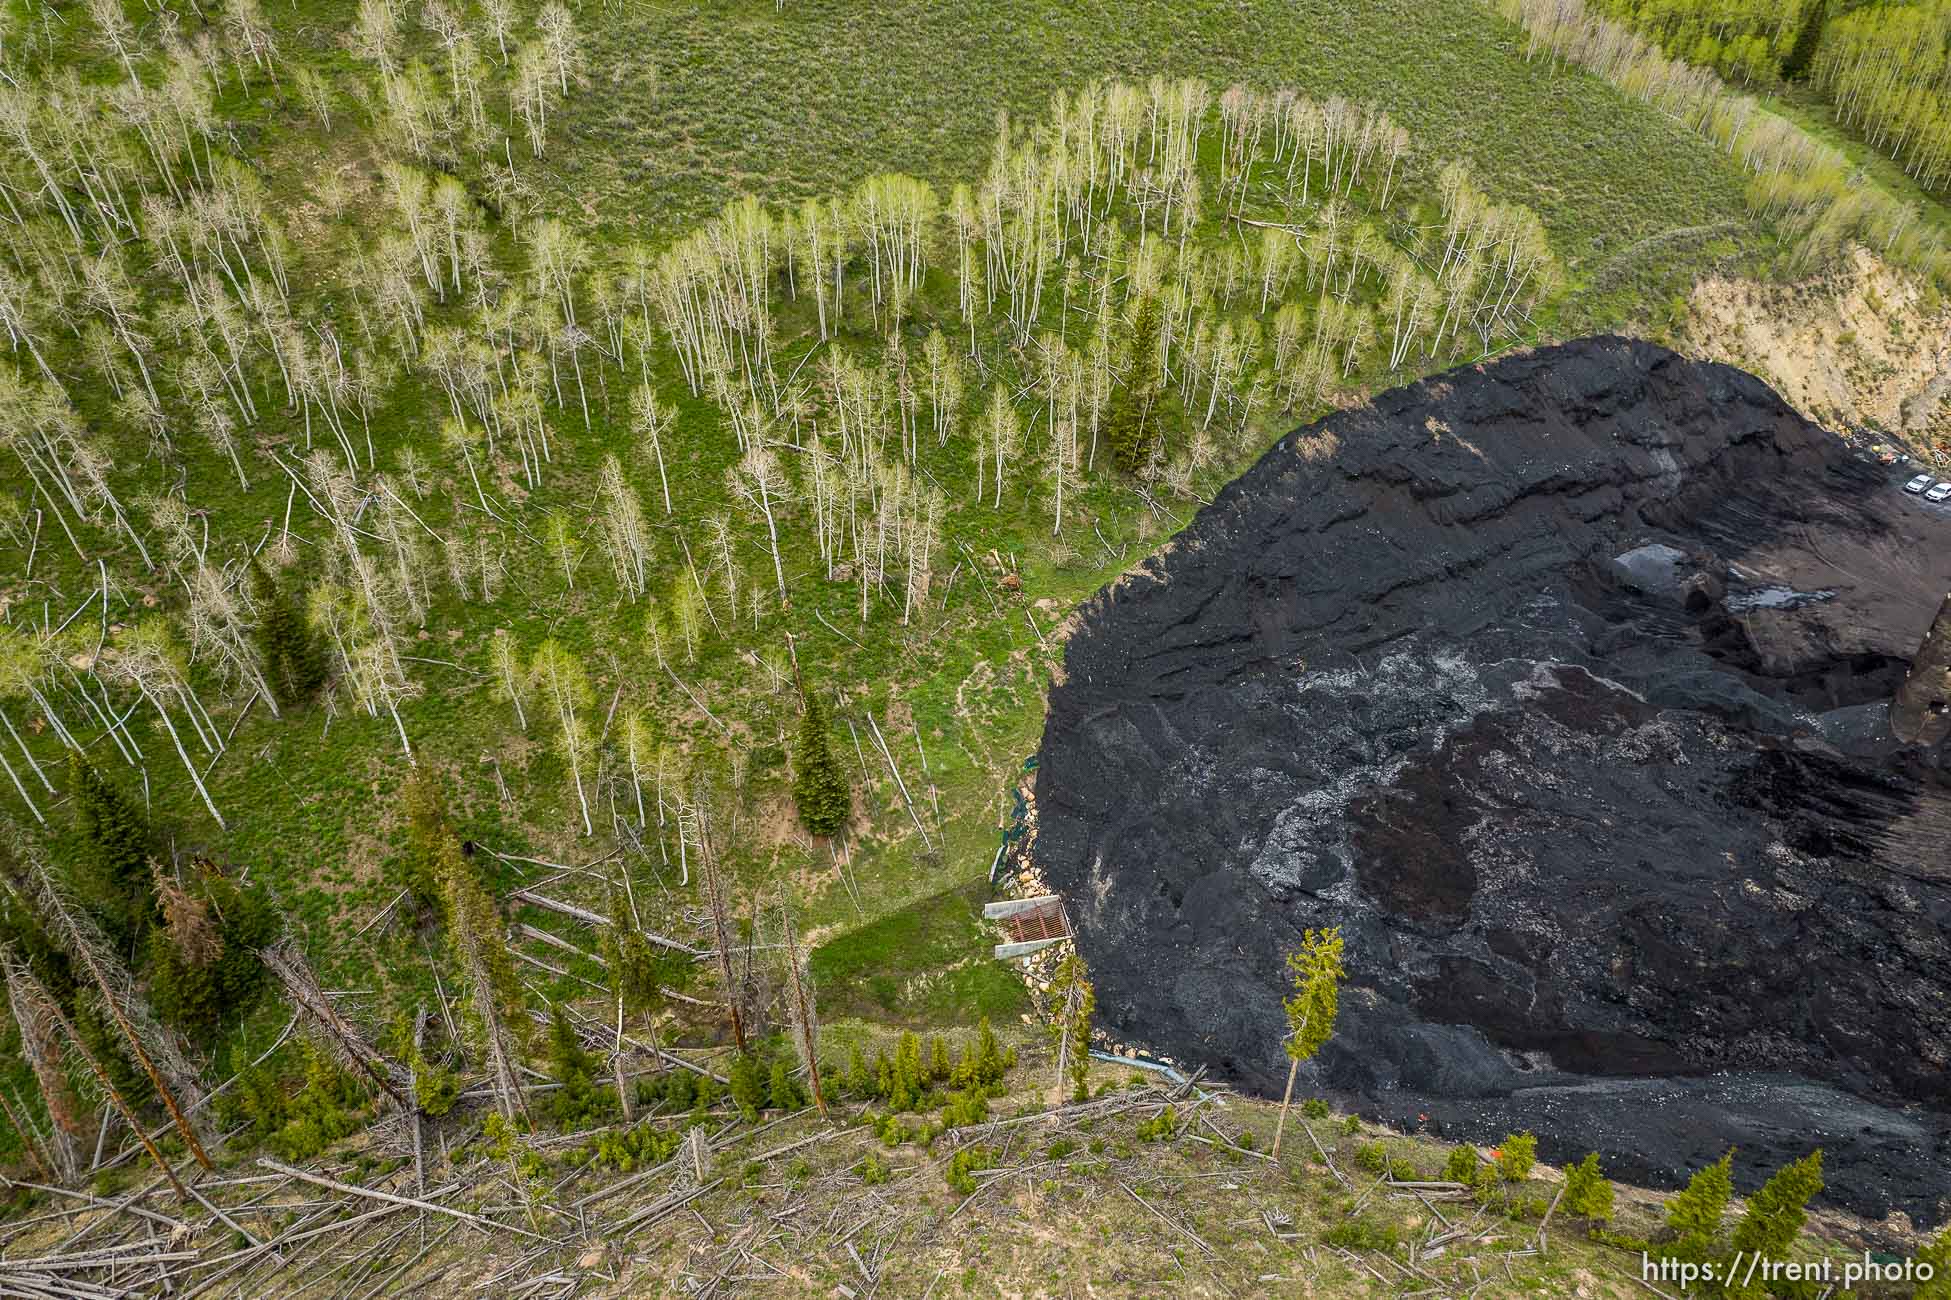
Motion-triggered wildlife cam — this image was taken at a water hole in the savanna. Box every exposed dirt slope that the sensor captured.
[1033,338,1951,1226]
[1686,248,1951,461]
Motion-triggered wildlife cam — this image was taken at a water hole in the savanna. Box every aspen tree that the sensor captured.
[294,66,334,128]
[703,514,741,627]
[596,454,652,600]
[221,0,281,90]
[728,443,790,607]
[620,709,654,828]
[0,634,58,826]
[975,385,1021,508]
[536,2,583,95]
[187,563,280,716]
[544,509,583,589]
[349,0,404,92]
[481,0,515,63]
[512,41,554,157]
[100,621,226,827]
[437,823,530,1125]
[921,328,965,446]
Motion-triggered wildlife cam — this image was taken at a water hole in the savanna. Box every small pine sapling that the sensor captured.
[1563,1152,1615,1224]
[1723,1151,1823,1298]
[1495,1132,1536,1182]
[1271,926,1345,1159]
[1663,1149,1735,1265]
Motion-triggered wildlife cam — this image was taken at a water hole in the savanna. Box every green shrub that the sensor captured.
[1046,1138,1078,1160]
[1724,1151,1822,1298]
[1340,1114,1360,1135]
[579,1122,685,1173]
[547,1007,606,1127]
[1443,1145,1481,1185]
[877,1114,909,1147]
[844,1044,874,1099]
[1136,1106,1178,1142]
[1495,1132,1537,1182]
[939,1088,989,1129]
[268,1046,368,1163]
[729,1052,767,1122]
[1389,1158,1419,1182]
[1323,1216,1398,1251]
[1915,1226,1949,1300]
[413,1053,460,1118]
[1354,1141,1388,1174]
[1301,1098,1331,1120]
[482,1111,548,1182]
[768,1060,805,1112]
[1564,1152,1615,1223]
[950,1017,1012,1092]
[945,1144,993,1196]
[888,1032,926,1111]
[927,1035,952,1083]
[1662,1150,1734,1264]
[857,1152,891,1185]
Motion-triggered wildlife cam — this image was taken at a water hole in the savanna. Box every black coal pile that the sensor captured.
[1034,337,1951,1225]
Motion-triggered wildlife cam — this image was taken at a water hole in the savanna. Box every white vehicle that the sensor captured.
[1926,482,1951,502]
[1905,473,1935,493]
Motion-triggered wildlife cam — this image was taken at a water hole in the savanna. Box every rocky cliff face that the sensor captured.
[1034,338,1951,1225]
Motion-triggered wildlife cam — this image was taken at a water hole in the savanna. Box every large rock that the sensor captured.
[1034,337,1951,1225]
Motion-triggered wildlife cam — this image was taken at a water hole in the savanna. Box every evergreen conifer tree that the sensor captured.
[398,767,451,914]
[1663,1149,1735,1264]
[67,755,153,949]
[1780,0,1826,79]
[1916,1225,1950,1300]
[251,562,327,707]
[434,802,529,1125]
[1563,1152,1615,1223]
[729,1051,766,1121]
[845,1042,873,1098]
[768,1058,803,1111]
[1722,1151,1823,1298]
[546,1005,602,1126]
[1107,294,1163,474]
[145,864,277,1044]
[790,690,851,837]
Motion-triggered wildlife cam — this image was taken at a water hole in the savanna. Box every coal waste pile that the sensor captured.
[1034,337,1951,1225]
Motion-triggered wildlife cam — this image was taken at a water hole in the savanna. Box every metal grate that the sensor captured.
[1001,898,1070,943]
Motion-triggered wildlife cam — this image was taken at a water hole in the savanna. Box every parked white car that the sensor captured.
[1905,473,1935,493]
[1927,482,1951,502]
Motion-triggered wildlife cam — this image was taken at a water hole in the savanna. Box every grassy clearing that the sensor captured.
[809,879,1028,1026]
[552,0,1753,266]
